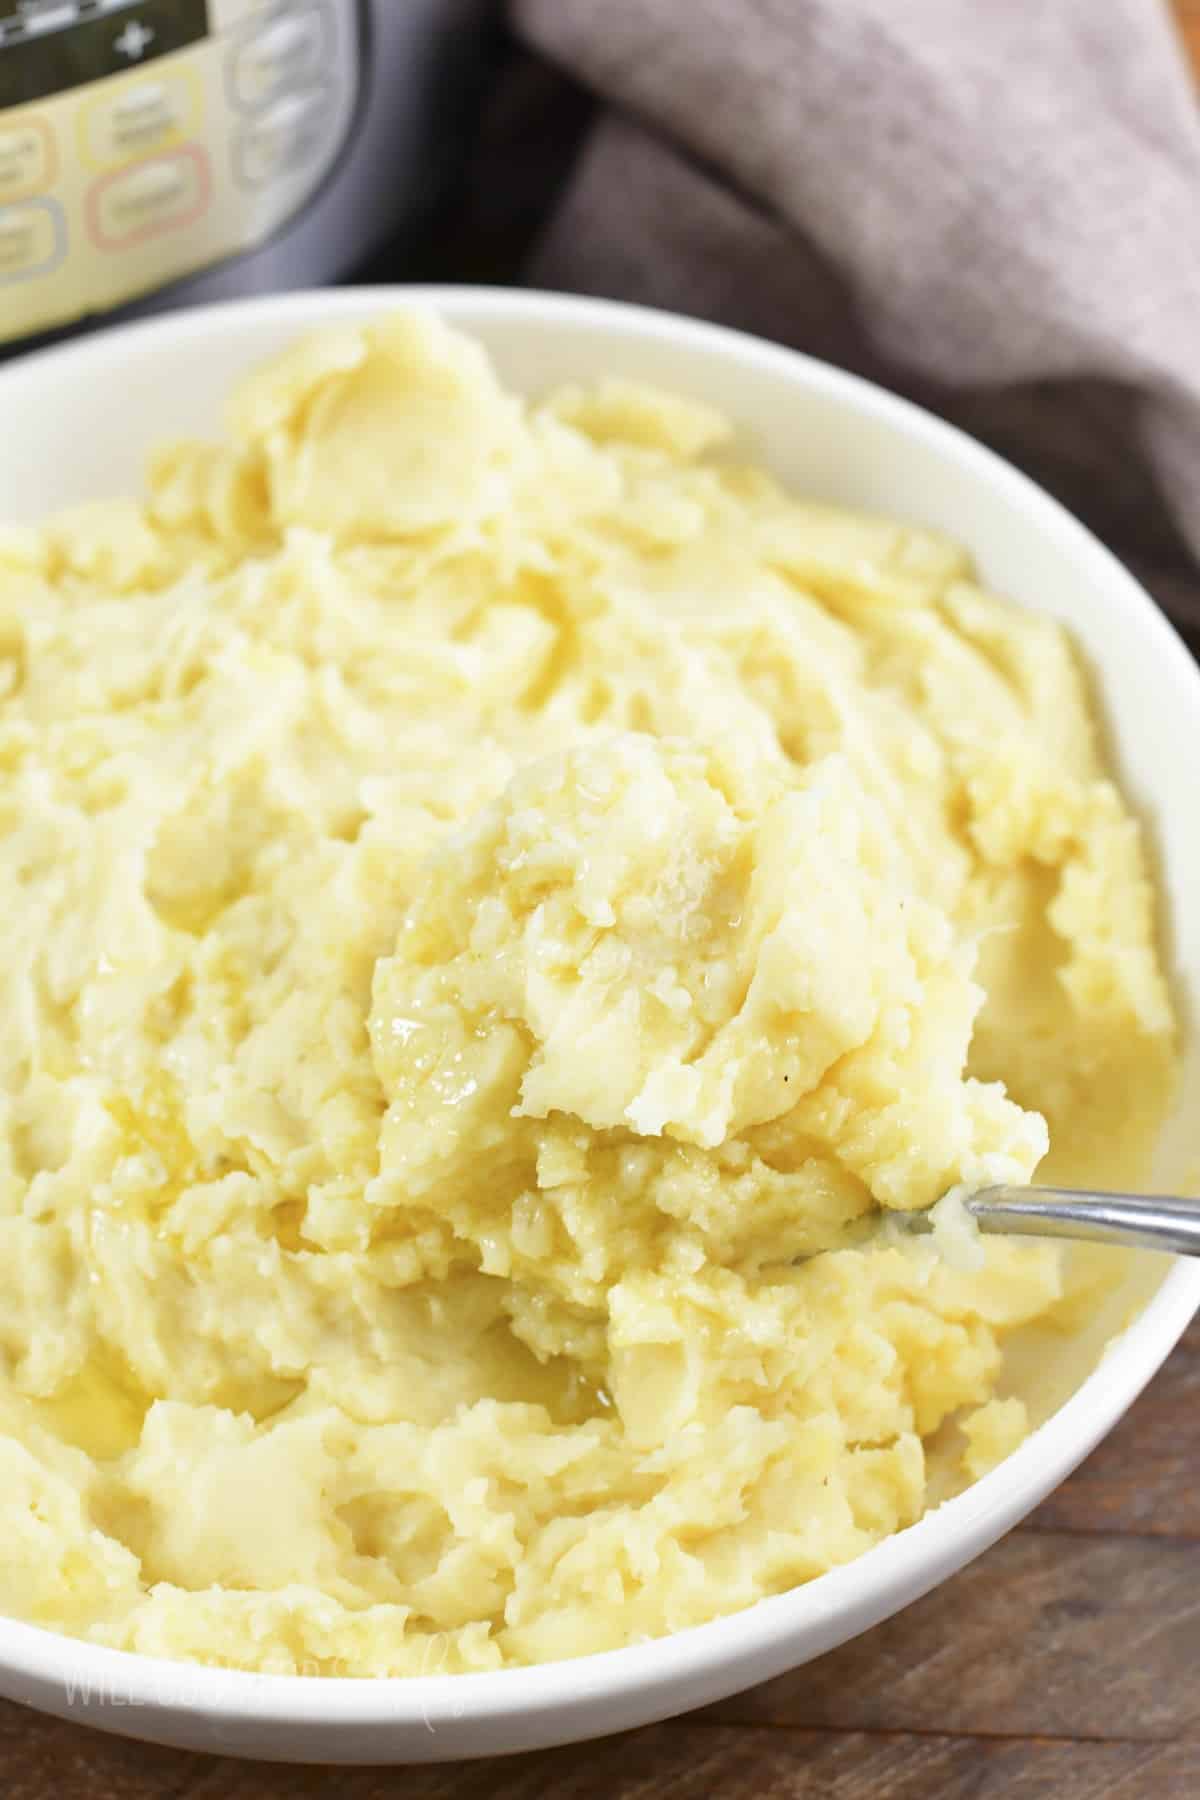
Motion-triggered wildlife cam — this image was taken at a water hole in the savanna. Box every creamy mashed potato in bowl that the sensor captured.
[0,290,1197,1763]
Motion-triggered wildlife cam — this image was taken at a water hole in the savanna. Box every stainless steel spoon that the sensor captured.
[956,1186,1200,1256]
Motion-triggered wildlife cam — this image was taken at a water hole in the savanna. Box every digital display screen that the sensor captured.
[0,1,209,110]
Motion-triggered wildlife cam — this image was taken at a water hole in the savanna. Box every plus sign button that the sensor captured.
[114,19,157,62]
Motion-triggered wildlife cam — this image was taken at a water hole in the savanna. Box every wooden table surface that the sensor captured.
[1176,0,1200,72]
[5,5,1200,1795]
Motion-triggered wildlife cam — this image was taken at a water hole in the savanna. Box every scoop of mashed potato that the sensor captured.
[0,312,1176,1674]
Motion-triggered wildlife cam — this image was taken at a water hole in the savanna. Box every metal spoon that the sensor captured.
[955,1186,1200,1256]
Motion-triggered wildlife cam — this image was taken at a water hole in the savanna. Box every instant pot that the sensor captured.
[0,0,494,355]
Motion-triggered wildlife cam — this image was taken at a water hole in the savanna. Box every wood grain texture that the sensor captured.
[707,1533,1200,1740]
[1,5,1199,1797]
[1171,0,1200,76]
[1,1713,1199,1800]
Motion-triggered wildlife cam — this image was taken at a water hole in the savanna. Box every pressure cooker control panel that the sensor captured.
[0,0,361,344]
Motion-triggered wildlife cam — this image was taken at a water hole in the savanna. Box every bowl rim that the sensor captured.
[1,283,1198,1732]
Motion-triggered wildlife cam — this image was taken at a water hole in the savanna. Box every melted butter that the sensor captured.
[31,1356,149,1461]
[474,1319,609,1427]
[105,1076,198,1184]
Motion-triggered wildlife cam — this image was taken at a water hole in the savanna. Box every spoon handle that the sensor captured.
[967,1187,1200,1257]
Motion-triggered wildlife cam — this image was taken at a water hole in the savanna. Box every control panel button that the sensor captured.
[79,66,202,169]
[0,117,56,204]
[227,3,332,111]
[0,198,65,283]
[233,86,327,188]
[86,146,211,251]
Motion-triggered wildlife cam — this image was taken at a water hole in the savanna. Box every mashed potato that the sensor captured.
[0,313,1176,1674]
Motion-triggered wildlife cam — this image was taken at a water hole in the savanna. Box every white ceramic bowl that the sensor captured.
[1,289,1198,1764]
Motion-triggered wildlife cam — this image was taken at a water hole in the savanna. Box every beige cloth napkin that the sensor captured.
[502,0,1200,651]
